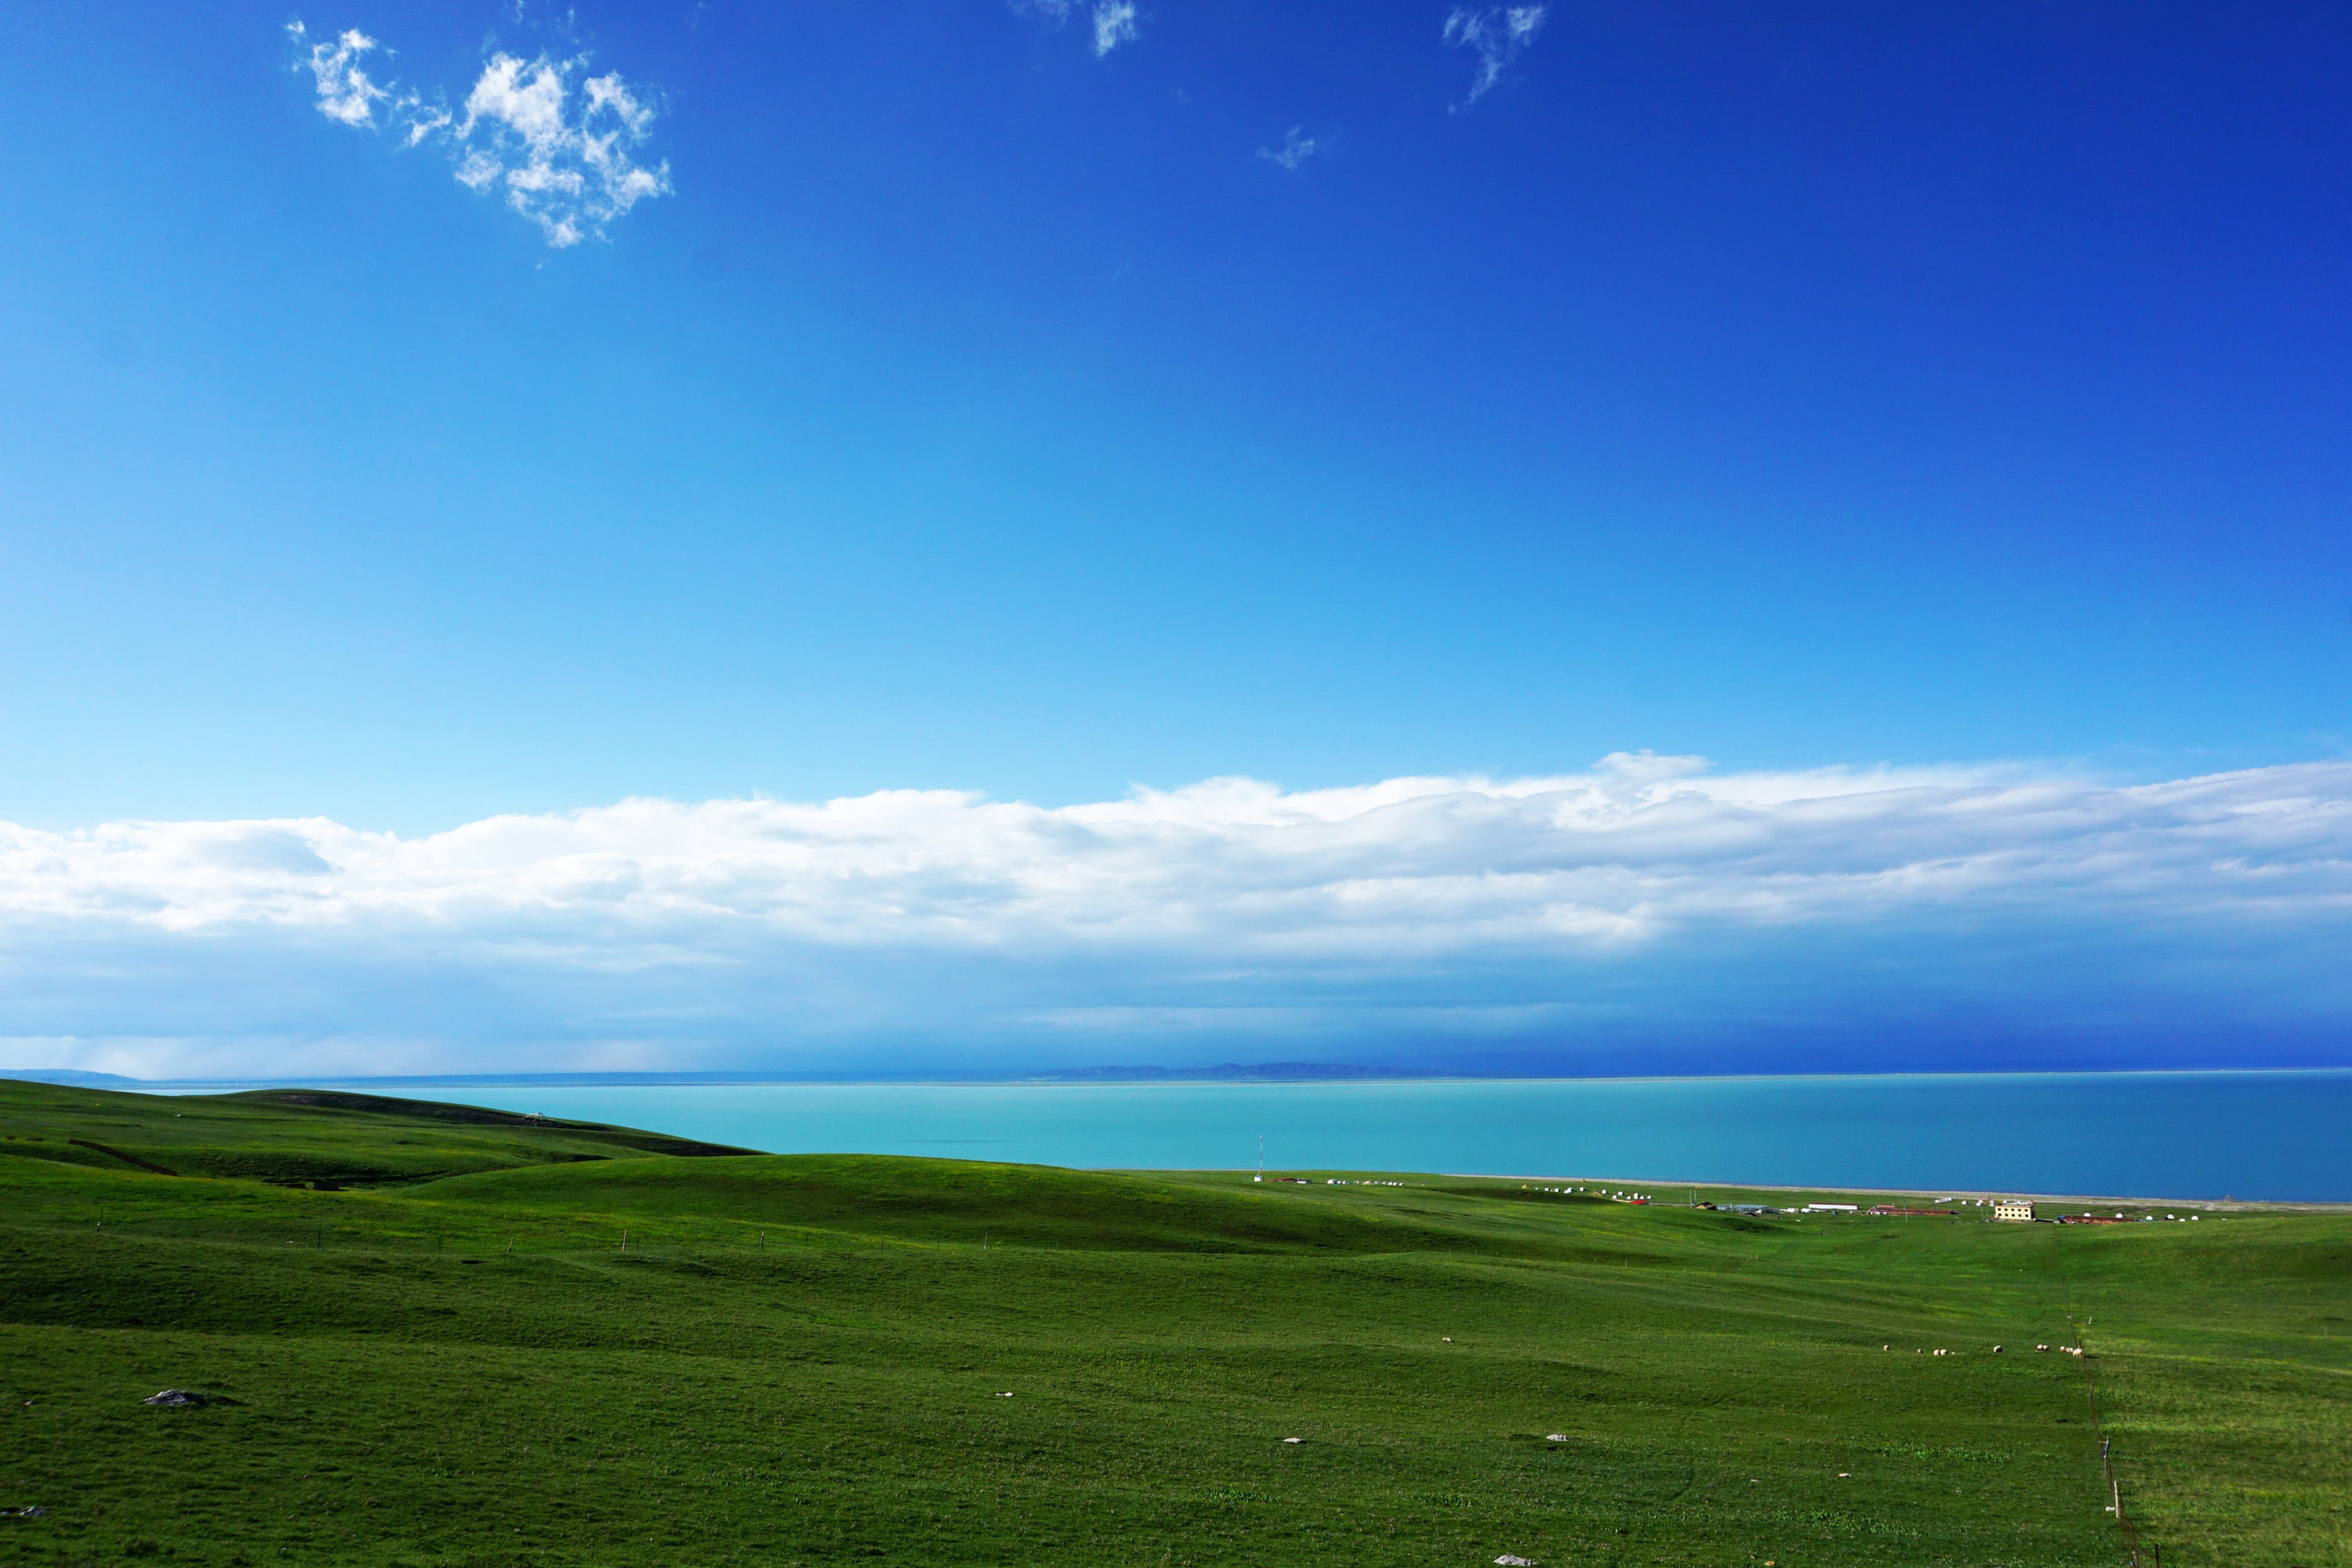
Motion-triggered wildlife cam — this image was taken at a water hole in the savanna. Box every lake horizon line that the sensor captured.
[13,1062,2352,1093]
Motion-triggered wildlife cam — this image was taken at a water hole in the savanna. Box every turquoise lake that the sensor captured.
[391,1070,2352,1200]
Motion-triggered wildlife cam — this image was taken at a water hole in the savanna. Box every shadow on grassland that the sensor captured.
[412,1154,1521,1254]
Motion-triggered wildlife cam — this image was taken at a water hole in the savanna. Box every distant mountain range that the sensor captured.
[1025,1062,1443,1082]
[1,1068,150,1087]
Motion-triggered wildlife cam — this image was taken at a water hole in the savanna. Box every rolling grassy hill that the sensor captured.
[0,1077,2343,1567]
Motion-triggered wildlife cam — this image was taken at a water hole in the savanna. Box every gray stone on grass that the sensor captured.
[143,1389,207,1407]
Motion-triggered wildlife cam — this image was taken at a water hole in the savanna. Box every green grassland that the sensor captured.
[0,1080,2343,1568]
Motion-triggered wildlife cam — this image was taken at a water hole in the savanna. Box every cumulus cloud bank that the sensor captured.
[5,757,2351,1078]
[289,20,670,247]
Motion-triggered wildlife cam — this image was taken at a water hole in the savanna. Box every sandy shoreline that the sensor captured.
[1429,1174,2352,1211]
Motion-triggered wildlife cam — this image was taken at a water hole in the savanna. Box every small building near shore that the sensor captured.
[1992,1200,2034,1222]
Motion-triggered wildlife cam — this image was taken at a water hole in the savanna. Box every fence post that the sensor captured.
[2075,1318,2142,1567]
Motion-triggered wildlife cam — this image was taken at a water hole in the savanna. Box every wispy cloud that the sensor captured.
[1010,0,1141,57]
[1091,2,1140,56]
[289,20,669,247]
[6,759,2352,1077]
[1258,125,1323,172]
[293,25,391,126]
[1443,5,1548,109]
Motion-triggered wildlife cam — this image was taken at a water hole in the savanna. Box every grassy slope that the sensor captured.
[0,1081,2343,1568]
[0,1080,754,1187]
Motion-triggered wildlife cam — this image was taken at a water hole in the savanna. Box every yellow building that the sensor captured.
[1992,1200,2034,1222]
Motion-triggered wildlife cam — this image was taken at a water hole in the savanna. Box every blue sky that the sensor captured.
[2,2,2350,1077]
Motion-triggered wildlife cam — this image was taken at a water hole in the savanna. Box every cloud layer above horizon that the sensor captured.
[4,757,2350,1080]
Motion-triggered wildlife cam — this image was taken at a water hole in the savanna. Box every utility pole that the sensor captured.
[1256,1134,1265,1182]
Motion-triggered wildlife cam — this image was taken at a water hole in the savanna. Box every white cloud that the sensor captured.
[289,20,669,248]
[452,54,672,246]
[1092,2,1140,56]
[292,24,390,126]
[1259,126,1322,172]
[1443,4,1548,109]
[5,759,2352,1076]
[1009,0,1139,57]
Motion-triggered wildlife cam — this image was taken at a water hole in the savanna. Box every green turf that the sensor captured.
[0,1079,2343,1567]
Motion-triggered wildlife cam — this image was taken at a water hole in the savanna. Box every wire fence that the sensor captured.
[2071,1313,2151,1568]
